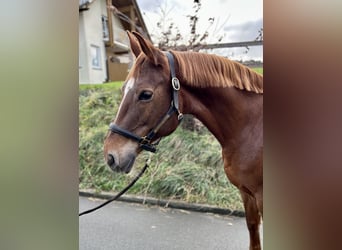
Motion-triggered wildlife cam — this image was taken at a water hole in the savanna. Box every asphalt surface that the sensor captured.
[79,196,263,250]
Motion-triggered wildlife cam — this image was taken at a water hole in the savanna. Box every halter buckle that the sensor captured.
[140,136,150,145]
[172,77,180,91]
[139,136,156,152]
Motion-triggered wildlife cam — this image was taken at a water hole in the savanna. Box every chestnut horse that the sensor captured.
[104,31,263,250]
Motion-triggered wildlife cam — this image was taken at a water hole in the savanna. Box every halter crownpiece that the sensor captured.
[109,51,183,153]
[166,51,183,121]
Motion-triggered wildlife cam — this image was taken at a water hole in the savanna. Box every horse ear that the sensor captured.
[132,31,162,66]
[127,31,141,58]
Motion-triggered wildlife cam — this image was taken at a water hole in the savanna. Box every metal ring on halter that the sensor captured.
[172,77,180,90]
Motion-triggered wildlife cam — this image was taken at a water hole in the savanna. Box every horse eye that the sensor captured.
[138,90,153,101]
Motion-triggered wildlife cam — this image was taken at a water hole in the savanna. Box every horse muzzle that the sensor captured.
[106,153,136,173]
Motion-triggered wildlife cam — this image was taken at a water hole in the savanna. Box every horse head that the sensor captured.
[103,31,181,173]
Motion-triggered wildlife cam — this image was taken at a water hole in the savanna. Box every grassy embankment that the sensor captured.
[79,68,262,210]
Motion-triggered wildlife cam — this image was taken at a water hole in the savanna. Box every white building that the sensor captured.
[79,0,150,84]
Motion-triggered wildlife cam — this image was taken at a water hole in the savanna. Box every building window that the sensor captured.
[102,16,109,41]
[91,45,101,69]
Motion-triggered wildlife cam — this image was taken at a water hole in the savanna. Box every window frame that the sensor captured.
[90,45,101,70]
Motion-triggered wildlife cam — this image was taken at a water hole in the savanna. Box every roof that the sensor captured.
[79,0,94,10]
[79,0,150,40]
[111,0,150,40]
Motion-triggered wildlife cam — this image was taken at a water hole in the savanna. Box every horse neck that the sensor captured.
[180,84,262,149]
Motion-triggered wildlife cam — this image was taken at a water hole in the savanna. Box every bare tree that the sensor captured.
[255,27,263,41]
[150,1,262,131]
[152,0,226,52]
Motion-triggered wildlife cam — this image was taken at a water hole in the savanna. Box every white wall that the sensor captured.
[79,0,107,84]
[79,12,89,83]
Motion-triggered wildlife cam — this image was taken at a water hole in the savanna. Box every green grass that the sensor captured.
[79,81,123,91]
[252,67,263,75]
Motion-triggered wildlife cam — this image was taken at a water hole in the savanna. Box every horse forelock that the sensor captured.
[172,51,263,94]
[126,53,170,83]
[126,54,145,80]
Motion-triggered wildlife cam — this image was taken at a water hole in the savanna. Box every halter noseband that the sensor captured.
[109,51,183,153]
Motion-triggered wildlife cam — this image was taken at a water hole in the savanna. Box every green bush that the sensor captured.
[79,84,243,210]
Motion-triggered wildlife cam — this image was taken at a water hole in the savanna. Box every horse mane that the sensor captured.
[171,51,263,94]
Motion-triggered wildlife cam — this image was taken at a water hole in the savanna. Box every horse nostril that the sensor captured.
[107,154,115,166]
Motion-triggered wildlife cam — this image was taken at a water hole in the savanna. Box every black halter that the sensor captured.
[109,51,183,153]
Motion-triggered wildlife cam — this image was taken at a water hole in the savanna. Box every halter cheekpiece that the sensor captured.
[109,51,183,153]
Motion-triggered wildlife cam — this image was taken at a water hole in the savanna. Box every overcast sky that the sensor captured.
[136,0,263,61]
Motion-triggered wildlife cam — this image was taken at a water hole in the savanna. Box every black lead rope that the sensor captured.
[79,163,149,217]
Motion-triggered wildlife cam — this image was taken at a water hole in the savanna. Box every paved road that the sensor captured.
[79,196,262,250]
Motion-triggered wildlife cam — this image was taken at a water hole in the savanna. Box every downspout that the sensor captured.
[106,0,114,47]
